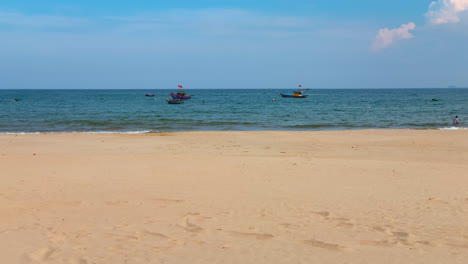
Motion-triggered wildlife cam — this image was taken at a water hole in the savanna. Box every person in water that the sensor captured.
[453,116,460,127]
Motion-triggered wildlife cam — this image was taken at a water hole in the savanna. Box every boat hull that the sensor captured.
[170,96,192,100]
[170,93,192,100]
[167,99,184,104]
[280,93,308,98]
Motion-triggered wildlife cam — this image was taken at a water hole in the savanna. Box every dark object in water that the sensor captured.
[432,98,440,102]
[145,94,155,97]
[167,99,184,104]
[12,98,23,102]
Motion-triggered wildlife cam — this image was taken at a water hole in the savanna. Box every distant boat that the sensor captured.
[170,91,192,100]
[170,85,192,99]
[280,91,308,98]
[167,99,184,104]
[145,94,155,97]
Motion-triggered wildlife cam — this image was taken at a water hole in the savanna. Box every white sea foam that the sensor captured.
[0,132,42,135]
[439,127,468,130]
[0,131,152,135]
[83,131,151,134]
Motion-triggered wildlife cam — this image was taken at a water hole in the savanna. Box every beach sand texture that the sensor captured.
[1,130,468,263]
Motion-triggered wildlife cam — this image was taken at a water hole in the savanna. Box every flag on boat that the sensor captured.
[298,85,302,88]
[178,85,183,88]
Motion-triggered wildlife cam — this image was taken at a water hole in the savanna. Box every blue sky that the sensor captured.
[1,0,467,88]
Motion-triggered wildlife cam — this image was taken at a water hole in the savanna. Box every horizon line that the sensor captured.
[1,87,468,90]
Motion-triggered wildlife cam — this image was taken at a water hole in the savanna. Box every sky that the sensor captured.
[0,0,467,89]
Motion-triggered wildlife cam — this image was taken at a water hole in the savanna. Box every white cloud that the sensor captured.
[426,0,468,24]
[371,0,468,52]
[372,22,416,51]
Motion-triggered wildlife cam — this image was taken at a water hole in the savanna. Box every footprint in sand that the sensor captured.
[443,240,468,249]
[178,220,203,233]
[372,225,387,233]
[22,247,88,264]
[428,197,449,204]
[105,200,129,206]
[313,211,355,228]
[359,239,398,247]
[177,213,208,233]
[360,230,426,248]
[138,230,168,239]
[147,197,185,204]
[107,230,174,254]
[392,231,409,239]
[303,239,347,251]
[314,211,330,217]
[223,230,274,240]
[415,240,438,247]
[279,223,300,229]
[332,217,354,228]
[46,229,90,244]
[23,247,57,262]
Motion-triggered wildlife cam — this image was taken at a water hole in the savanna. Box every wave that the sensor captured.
[50,120,139,126]
[80,130,151,134]
[0,132,42,135]
[194,120,257,126]
[2,126,467,134]
[398,122,447,127]
[438,127,468,130]
[286,124,361,129]
[0,131,151,135]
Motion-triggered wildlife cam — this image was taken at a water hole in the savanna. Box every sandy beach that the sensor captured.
[1,130,468,263]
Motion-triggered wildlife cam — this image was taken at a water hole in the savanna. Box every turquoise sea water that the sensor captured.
[0,89,467,133]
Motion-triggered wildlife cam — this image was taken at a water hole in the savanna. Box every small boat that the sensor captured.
[280,91,308,98]
[145,94,155,97]
[170,90,192,100]
[167,99,184,104]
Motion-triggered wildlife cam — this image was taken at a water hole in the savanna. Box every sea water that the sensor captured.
[0,89,467,133]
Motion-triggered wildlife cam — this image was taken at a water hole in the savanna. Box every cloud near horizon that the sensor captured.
[371,22,416,51]
[426,0,468,24]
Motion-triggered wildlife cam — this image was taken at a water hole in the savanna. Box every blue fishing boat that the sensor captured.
[279,91,308,98]
[167,99,184,104]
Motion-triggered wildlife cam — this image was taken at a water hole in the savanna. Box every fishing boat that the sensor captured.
[167,99,184,104]
[170,91,192,100]
[279,91,308,98]
[170,85,192,99]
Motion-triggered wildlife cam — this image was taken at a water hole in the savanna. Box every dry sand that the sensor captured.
[1,130,468,263]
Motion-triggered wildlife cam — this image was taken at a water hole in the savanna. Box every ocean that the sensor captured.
[0,89,466,133]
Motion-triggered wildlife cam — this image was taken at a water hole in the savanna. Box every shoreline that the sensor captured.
[0,126,466,135]
[1,130,468,263]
